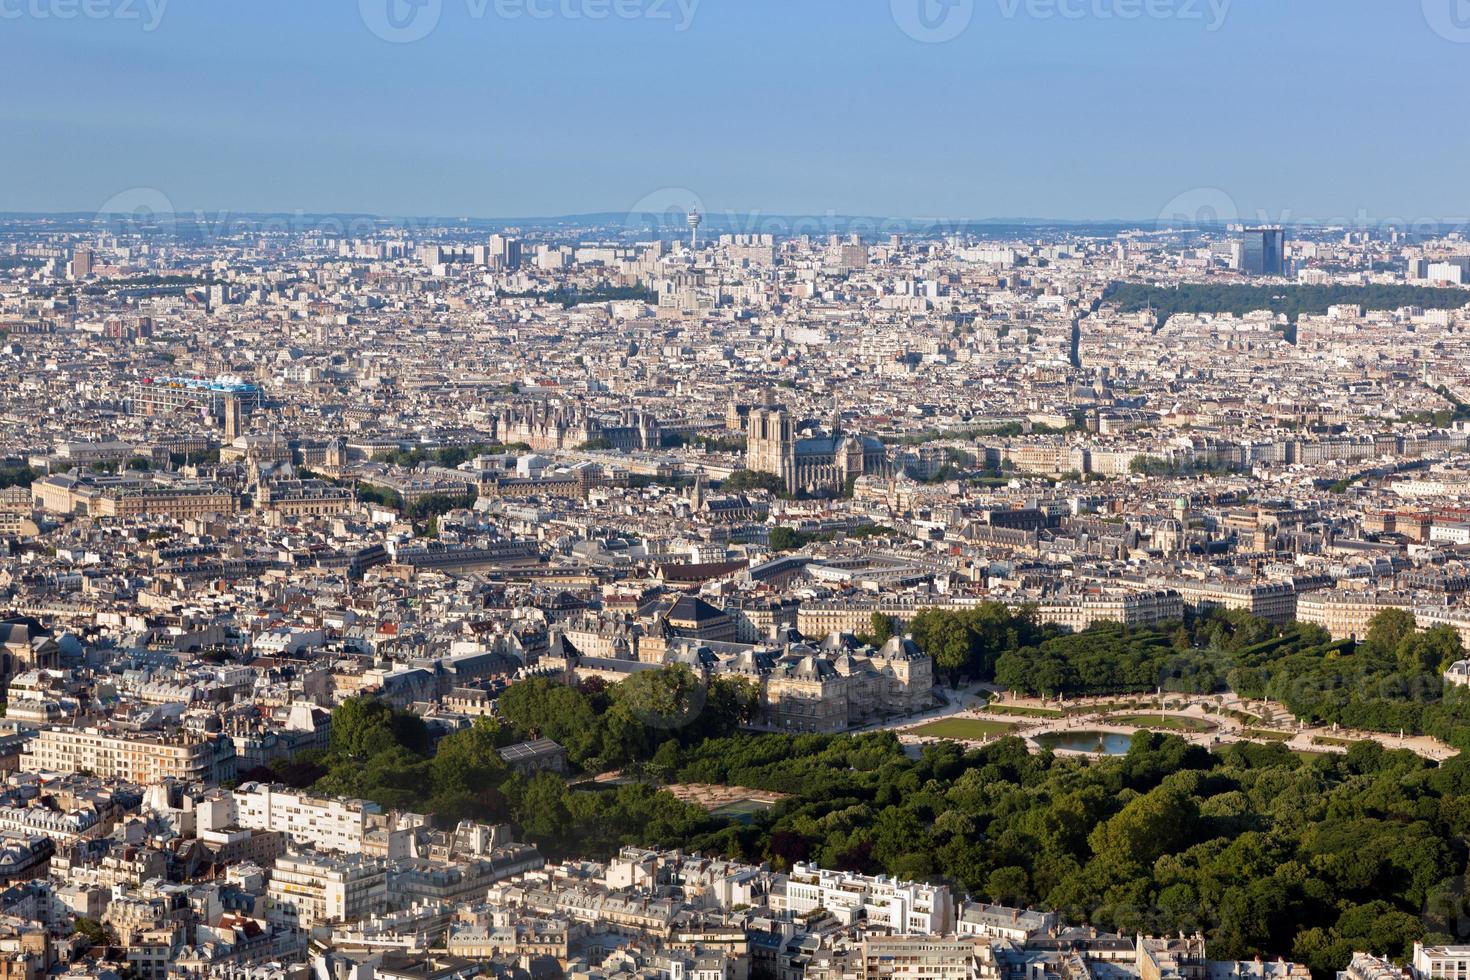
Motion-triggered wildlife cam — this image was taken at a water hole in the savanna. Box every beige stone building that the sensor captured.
[734,635,934,733]
[744,402,890,496]
[548,630,935,735]
[1036,589,1184,632]
[256,479,354,517]
[1172,579,1297,624]
[31,474,235,520]
[24,726,237,785]
[1295,591,1409,641]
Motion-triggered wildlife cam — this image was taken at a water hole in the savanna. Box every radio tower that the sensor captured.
[687,208,702,251]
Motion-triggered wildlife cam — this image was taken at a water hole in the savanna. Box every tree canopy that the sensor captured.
[662,729,1468,975]
[301,609,1470,979]
[1104,281,1470,338]
[313,669,758,835]
[910,603,1044,684]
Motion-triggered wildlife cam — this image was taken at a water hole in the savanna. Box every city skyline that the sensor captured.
[12,206,1470,227]
[9,2,1470,979]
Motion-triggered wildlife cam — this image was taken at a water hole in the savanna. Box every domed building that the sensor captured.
[0,618,60,696]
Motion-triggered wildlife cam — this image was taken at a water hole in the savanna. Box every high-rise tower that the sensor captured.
[688,209,702,251]
[1237,226,1285,276]
[223,394,244,440]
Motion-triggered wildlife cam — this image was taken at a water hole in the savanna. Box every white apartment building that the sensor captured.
[1427,263,1466,285]
[1430,522,1470,546]
[212,784,381,854]
[772,864,953,935]
[1392,471,1470,499]
[0,804,100,844]
[1411,607,1470,651]
[955,902,1058,942]
[268,851,387,933]
[1291,597,1470,650]
[860,937,987,980]
[1413,944,1470,980]
[1445,660,1470,688]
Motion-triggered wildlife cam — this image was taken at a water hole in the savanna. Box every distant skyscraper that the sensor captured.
[1427,260,1468,285]
[489,234,522,271]
[688,209,702,251]
[1237,226,1285,276]
[71,246,93,279]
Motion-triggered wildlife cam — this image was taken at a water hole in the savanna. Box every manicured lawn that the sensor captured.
[709,798,776,819]
[1063,700,1130,716]
[1243,728,1293,742]
[1312,735,1358,748]
[912,718,1018,740]
[1107,713,1216,733]
[985,704,1064,718]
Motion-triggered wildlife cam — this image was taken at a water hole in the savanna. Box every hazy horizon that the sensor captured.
[5,0,1470,222]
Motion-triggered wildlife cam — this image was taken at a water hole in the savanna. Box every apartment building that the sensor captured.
[1413,945,1470,980]
[1005,443,1087,477]
[796,597,972,639]
[1339,953,1411,980]
[1409,606,1470,650]
[0,805,100,844]
[1295,591,1409,642]
[859,937,986,980]
[1172,580,1297,624]
[31,474,236,520]
[203,784,383,855]
[24,727,236,785]
[955,902,1058,942]
[391,847,546,905]
[1035,590,1183,632]
[267,852,388,933]
[771,864,953,935]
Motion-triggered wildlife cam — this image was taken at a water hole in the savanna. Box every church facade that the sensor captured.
[744,402,891,495]
[498,402,661,452]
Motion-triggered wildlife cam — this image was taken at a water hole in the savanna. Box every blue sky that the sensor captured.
[3,0,1468,220]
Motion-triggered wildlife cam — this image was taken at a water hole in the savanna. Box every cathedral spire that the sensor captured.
[691,469,706,511]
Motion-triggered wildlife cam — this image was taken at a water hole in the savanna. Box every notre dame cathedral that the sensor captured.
[740,397,891,495]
